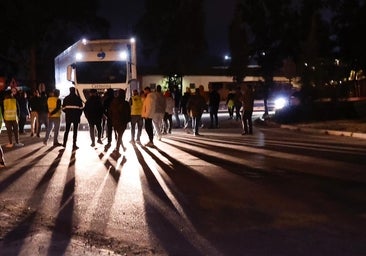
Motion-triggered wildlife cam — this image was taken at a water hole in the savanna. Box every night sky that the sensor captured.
[98,0,237,58]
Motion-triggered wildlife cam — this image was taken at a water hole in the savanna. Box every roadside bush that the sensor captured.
[273,100,361,124]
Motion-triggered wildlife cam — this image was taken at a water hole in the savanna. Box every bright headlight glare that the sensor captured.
[274,97,287,109]
[75,52,83,60]
[120,51,128,60]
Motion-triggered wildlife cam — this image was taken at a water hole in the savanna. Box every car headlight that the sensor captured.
[274,97,287,110]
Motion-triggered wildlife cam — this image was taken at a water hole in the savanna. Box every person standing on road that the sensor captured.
[234,87,243,121]
[151,85,166,141]
[141,86,154,147]
[180,88,191,131]
[186,88,207,136]
[226,92,235,119]
[109,89,131,154]
[84,89,104,147]
[44,89,62,146]
[28,89,41,137]
[241,84,254,135]
[208,86,220,129]
[163,90,174,134]
[62,87,83,149]
[1,90,24,147]
[172,87,181,128]
[17,90,30,134]
[102,88,115,148]
[129,89,143,144]
[36,89,49,138]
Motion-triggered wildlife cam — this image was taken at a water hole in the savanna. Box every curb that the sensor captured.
[280,124,366,140]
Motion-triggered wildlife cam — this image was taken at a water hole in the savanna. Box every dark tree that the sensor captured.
[0,0,109,89]
[228,3,250,84]
[135,0,206,75]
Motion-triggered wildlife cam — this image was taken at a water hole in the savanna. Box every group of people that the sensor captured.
[0,82,255,167]
[178,83,255,136]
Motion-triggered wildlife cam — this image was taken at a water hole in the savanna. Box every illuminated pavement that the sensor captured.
[1,114,366,255]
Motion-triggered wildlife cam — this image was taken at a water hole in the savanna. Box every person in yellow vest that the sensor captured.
[43,89,62,146]
[129,89,143,144]
[1,90,24,147]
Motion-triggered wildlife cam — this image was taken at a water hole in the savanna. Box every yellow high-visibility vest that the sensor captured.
[47,96,61,117]
[3,98,17,121]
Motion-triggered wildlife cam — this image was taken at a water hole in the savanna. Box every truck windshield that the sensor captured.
[75,61,127,84]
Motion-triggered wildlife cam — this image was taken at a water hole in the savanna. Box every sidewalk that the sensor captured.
[277,119,366,140]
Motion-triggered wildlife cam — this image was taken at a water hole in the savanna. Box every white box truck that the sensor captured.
[54,38,138,102]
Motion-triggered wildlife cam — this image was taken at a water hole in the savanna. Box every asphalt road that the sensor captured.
[0,113,366,255]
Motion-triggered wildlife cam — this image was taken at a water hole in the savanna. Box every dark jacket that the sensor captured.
[187,90,207,118]
[208,89,220,112]
[84,94,104,122]
[62,89,83,123]
[109,92,131,130]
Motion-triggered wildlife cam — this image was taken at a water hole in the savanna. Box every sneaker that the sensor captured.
[30,133,34,137]
[72,145,79,150]
[5,143,13,148]
[129,140,135,144]
[14,143,24,147]
[136,140,141,145]
[144,141,154,147]
[97,139,103,144]
[53,142,63,147]
[91,142,95,147]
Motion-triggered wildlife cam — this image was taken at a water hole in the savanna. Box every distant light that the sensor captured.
[130,38,135,43]
[224,55,231,60]
[82,38,87,45]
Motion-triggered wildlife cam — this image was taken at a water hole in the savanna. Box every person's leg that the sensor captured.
[168,114,173,133]
[72,121,79,146]
[96,119,102,142]
[63,122,71,146]
[13,121,20,144]
[130,116,137,141]
[243,110,249,134]
[192,117,197,134]
[5,122,13,145]
[152,116,163,140]
[209,111,214,127]
[19,116,26,133]
[89,121,95,146]
[106,120,113,145]
[53,118,61,144]
[114,129,122,152]
[136,117,143,142]
[248,111,253,134]
[195,115,202,134]
[145,118,154,143]
[30,112,36,135]
[44,119,53,144]
[214,109,219,128]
